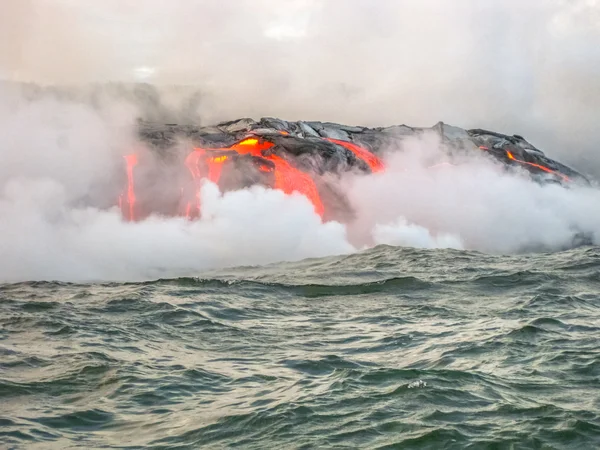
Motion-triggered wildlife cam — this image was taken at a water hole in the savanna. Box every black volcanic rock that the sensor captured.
[138,117,589,185]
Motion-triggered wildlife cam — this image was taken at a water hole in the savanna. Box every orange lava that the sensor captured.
[269,154,324,216]
[477,145,569,182]
[325,138,385,173]
[184,137,325,217]
[184,149,231,218]
[122,134,385,221]
[506,151,570,182]
[122,154,138,221]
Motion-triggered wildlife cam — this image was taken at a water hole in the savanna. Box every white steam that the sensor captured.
[0,91,354,282]
[0,88,599,282]
[373,219,465,251]
[0,178,352,283]
[0,1,599,282]
[344,136,600,254]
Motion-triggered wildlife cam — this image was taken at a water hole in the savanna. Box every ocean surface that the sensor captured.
[2,245,600,449]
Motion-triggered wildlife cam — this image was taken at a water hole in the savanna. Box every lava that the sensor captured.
[184,149,231,218]
[478,146,569,181]
[268,154,325,217]
[121,123,387,222]
[325,138,385,173]
[127,118,586,223]
[184,136,327,218]
[506,151,570,182]
[121,154,138,221]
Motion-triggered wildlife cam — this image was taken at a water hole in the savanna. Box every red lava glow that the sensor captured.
[184,137,325,217]
[506,151,570,182]
[122,134,384,221]
[477,145,569,182]
[184,149,231,218]
[325,138,385,173]
[268,154,325,217]
[122,154,138,221]
[121,135,571,223]
[232,138,275,153]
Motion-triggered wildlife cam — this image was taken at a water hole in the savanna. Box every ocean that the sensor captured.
[2,245,600,449]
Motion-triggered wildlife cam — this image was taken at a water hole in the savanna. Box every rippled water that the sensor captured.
[2,246,600,449]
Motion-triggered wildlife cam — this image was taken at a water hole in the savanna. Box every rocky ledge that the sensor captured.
[138,117,588,185]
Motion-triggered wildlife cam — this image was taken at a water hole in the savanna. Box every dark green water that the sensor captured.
[2,245,600,449]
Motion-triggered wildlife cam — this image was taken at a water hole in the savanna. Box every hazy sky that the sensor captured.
[1,0,599,172]
[2,0,598,83]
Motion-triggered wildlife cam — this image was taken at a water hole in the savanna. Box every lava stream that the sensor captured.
[121,135,384,221]
[184,137,330,218]
[325,138,385,173]
[120,154,138,221]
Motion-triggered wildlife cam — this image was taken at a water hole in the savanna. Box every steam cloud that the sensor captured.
[0,0,599,282]
[344,137,600,254]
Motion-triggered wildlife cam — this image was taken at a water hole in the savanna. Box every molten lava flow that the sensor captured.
[477,145,569,182]
[325,138,385,173]
[206,155,229,183]
[184,149,232,218]
[269,154,325,217]
[232,137,275,153]
[184,137,325,217]
[122,154,138,221]
[185,150,203,179]
[184,150,203,219]
[506,151,570,182]
[186,149,231,183]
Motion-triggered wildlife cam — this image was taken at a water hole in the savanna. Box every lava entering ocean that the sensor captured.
[183,136,329,219]
[120,119,587,223]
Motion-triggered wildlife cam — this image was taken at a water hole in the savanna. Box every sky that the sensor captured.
[0,0,599,173]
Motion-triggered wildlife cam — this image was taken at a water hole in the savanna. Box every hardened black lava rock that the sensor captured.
[138,117,589,184]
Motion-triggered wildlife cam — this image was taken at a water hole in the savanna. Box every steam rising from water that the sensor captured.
[0,89,599,283]
[0,0,599,281]
[345,139,600,254]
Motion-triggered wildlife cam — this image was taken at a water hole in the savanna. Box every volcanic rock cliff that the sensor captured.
[116,118,590,223]
[138,117,588,183]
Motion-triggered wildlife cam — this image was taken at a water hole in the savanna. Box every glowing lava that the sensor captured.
[268,154,325,217]
[121,154,138,221]
[478,146,569,181]
[325,138,385,173]
[184,149,231,218]
[122,134,384,221]
[184,137,326,218]
[506,151,570,182]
